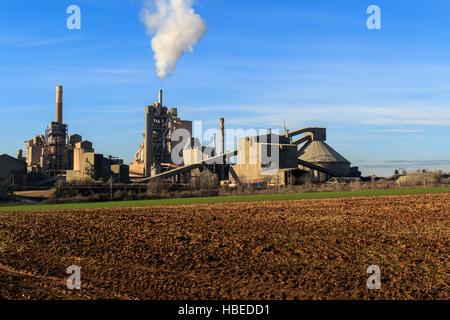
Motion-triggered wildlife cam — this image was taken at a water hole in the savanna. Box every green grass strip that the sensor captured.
[0,187,449,212]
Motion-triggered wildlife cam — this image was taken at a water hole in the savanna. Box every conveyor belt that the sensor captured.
[297,158,343,177]
[134,150,238,183]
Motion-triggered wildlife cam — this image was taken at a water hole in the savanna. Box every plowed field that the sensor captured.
[0,193,448,300]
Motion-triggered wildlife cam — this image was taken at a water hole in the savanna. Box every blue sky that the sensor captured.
[0,0,449,176]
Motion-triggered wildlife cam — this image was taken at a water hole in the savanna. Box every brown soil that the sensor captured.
[0,193,448,300]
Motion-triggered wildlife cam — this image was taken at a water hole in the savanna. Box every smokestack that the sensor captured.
[159,90,163,106]
[219,118,225,155]
[213,133,216,156]
[144,106,153,177]
[56,86,63,124]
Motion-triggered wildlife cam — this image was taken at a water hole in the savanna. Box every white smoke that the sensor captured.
[141,0,207,79]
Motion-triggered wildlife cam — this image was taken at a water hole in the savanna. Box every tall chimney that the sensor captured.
[159,90,163,106]
[219,118,225,155]
[56,86,63,124]
[144,106,153,177]
[213,133,217,156]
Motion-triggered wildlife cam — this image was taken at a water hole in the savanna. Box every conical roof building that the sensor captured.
[298,141,351,176]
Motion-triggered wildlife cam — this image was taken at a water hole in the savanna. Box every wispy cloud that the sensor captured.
[1,106,49,112]
[184,102,450,128]
[92,68,147,75]
[0,36,79,48]
[360,160,450,169]
[369,129,425,133]
[74,106,143,113]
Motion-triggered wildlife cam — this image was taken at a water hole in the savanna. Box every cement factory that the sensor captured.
[0,86,361,192]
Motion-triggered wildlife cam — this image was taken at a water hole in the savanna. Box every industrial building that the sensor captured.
[0,154,27,186]
[129,90,193,178]
[23,86,128,184]
[195,127,359,186]
[4,86,360,190]
[134,99,361,185]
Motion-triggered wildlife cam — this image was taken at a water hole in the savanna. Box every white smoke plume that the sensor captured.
[141,0,207,79]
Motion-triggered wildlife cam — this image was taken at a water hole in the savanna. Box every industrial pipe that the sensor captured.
[219,118,225,155]
[56,86,63,124]
[159,90,163,106]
